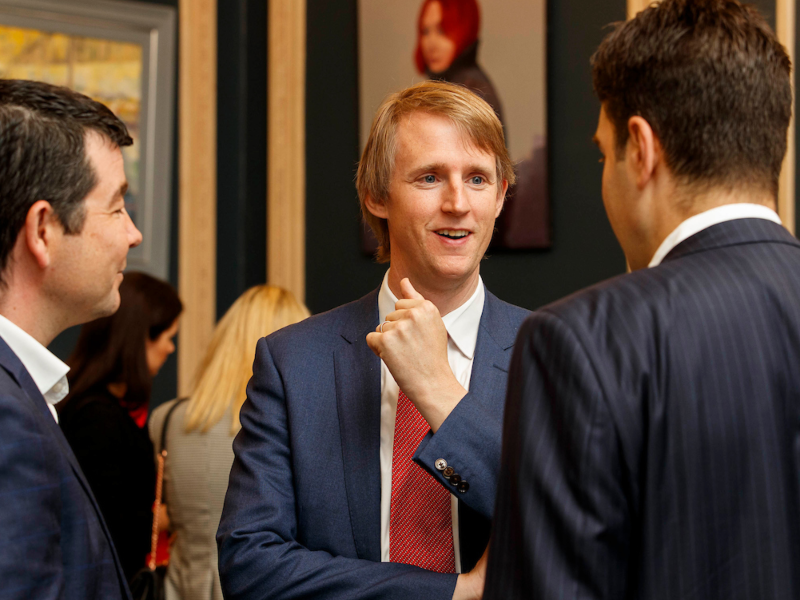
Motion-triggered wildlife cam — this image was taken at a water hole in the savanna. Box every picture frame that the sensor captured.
[0,0,177,279]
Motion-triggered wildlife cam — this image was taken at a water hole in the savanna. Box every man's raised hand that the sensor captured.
[366,278,467,432]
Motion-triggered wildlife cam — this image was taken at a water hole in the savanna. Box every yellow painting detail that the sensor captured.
[0,25,144,221]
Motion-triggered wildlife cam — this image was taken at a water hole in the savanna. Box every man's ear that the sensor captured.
[364,193,388,219]
[494,179,509,218]
[627,116,660,189]
[22,200,61,269]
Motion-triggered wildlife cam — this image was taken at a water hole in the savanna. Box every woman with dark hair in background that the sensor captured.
[414,0,504,128]
[59,271,183,583]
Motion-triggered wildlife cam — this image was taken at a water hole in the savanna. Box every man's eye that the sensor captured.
[471,176,484,185]
[423,175,436,183]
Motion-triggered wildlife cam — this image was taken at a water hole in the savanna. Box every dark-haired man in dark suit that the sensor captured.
[486,1,800,598]
[0,79,142,599]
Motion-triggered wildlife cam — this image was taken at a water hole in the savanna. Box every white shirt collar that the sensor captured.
[648,203,783,268]
[378,270,485,360]
[0,314,70,420]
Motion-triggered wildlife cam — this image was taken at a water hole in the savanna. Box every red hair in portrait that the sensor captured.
[414,0,481,74]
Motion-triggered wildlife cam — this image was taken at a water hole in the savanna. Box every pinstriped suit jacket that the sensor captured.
[486,219,800,600]
[0,336,130,599]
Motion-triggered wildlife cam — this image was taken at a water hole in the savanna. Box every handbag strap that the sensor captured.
[159,397,188,454]
[149,397,188,570]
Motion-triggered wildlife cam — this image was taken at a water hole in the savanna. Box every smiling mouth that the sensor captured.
[436,229,470,240]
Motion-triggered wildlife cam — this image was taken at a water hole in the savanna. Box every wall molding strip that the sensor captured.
[178,0,217,395]
[267,0,307,302]
[777,0,796,234]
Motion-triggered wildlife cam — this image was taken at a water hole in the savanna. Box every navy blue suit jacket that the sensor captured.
[218,287,529,599]
[0,336,130,599]
[486,219,800,599]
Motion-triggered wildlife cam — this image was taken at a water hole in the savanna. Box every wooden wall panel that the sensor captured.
[627,0,649,18]
[178,0,217,395]
[777,0,796,234]
[268,0,307,302]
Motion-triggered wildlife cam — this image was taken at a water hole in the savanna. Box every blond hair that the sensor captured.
[183,285,310,435]
[356,80,515,263]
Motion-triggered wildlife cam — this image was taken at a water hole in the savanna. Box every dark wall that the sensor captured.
[304,0,627,314]
[217,0,268,320]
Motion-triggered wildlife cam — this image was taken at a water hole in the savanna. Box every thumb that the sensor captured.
[400,278,424,300]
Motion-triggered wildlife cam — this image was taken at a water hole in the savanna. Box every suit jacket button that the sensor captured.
[435,458,448,471]
[457,481,469,493]
[450,473,462,485]
[443,466,455,479]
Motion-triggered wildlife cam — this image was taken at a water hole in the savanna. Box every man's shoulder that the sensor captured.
[484,290,531,324]
[263,289,378,355]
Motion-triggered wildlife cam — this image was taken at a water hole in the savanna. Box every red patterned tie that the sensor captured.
[389,389,455,573]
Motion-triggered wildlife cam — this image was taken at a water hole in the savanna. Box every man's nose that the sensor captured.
[442,179,469,215]
[127,213,143,248]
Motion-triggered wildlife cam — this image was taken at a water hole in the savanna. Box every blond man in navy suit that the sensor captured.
[218,81,529,600]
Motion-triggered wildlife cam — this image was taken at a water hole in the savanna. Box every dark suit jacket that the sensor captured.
[0,337,130,599]
[218,287,529,599]
[485,219,800,600]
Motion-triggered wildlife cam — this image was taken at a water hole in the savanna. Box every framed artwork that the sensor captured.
[0,0,176,278]
[358,0,549,250]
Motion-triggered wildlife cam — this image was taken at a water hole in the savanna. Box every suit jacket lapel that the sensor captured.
[0,336,129,587]
[472,290,520,377]
[334,291,382,561]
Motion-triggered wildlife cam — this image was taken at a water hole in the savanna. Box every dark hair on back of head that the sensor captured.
[63,272,182,412]
[591,0,792,197]
[0,79,132,284]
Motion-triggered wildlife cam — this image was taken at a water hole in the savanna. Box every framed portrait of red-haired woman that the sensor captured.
[358,0,550,251]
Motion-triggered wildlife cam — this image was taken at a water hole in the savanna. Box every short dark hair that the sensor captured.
[62,272,183,412]
[0,79,132,282]
[591,0,792,196]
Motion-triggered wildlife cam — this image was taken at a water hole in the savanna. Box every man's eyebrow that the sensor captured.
[408,162,495,176]
[109,182,129,206]
[410,162,446,174]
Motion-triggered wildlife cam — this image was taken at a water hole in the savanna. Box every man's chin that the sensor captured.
[88,291,121,321]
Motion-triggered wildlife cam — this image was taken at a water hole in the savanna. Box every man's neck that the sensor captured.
[387,268,480,317]
[631,187,776,270]
[0,286,62,347]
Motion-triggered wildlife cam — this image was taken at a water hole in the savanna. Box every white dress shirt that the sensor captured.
[649,203,783,267]
[378,270,485,573]
[0,314,69,422]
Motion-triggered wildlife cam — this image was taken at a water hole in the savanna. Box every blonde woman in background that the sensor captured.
[148,285,310,600]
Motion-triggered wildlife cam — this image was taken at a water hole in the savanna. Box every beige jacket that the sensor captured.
[149,399,235,600]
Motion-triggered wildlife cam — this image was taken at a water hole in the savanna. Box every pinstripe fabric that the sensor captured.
[486,219,800,600]
[148,399,234,600]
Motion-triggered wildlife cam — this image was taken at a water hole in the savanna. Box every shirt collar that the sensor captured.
[378,270,485,360]
[0,314,70,405]
[648,203,783,268]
